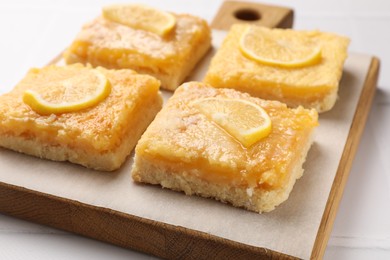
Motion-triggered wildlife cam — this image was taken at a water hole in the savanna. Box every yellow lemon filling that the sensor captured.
[135,83,319,189]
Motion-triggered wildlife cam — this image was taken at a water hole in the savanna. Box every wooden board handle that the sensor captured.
[211,1,294,30]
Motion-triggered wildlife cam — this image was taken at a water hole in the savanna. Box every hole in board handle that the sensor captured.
[234,9,262,21]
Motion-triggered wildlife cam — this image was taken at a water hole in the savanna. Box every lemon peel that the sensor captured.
[192,97,272,147]
[239,26,322,68]
[102,4,176,36]
[23,70,111,115]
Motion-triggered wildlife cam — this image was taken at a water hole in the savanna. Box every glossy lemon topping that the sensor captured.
[0,64,161,152]
[136,82,318,189]
[204,24,350,109]
[64,14,210,70]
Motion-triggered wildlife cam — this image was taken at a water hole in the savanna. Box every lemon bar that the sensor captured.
[0,64,162,171]
[132,82,318,213]
[204,24,350,112]
[64,7,211,91]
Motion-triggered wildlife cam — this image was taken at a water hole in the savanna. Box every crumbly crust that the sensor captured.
[131,82,318,213]
[0,65,163,171]
[132,119,313,213]
[0,94,161,171]
[133,130,312,213]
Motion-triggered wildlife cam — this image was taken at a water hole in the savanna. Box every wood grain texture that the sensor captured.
[0,2,380,260]
[0,3,298,259]
[310,57,380,260]
[0,182,295,260]
[211,1,294,30]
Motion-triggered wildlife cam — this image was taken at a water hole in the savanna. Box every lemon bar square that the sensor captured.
[132,82,318,213]
[0,64,162,171]
[204,24,350,112]
[64,11,211,91]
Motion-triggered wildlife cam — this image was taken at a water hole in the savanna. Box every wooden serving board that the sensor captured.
[0,2,380,259]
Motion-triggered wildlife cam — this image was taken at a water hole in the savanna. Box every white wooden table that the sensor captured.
[0,0,389,259]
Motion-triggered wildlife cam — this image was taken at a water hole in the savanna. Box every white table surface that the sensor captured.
[0,0,389,259]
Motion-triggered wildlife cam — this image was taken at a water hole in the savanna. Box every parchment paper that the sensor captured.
[0,30,372,259]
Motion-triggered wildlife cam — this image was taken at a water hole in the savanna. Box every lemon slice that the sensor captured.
[102,4,176,36]
[239,26,322,68]
[192,98,272,147]
[23,69,111,115]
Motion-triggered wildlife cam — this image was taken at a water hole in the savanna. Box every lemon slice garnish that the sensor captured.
[23,69,111,115]
[102,4,176,36]
[192,97,272,147]
[239,26,322,68]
